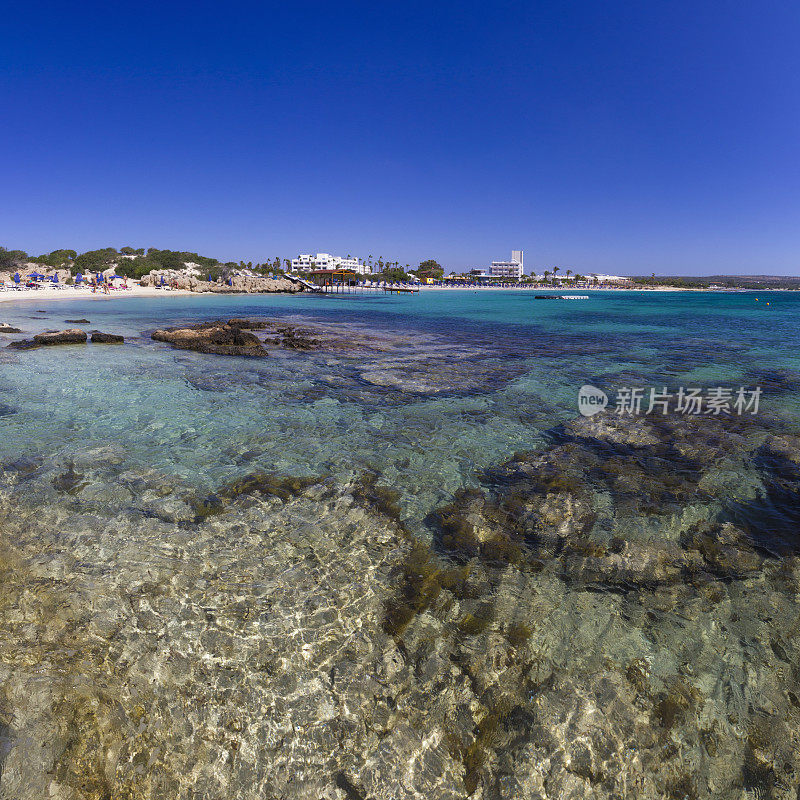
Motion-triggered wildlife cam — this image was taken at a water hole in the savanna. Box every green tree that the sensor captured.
[0,247,28,270]
[416,259,444,280]
[31,249,76,268]
[376,267,408,282]
[74,248,119,275]
[114,256,158,279]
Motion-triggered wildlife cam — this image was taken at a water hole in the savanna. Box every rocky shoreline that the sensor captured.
[140,270,303,293]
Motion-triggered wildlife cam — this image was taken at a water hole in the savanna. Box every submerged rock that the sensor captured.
[34,329,87,345]
[7,329,88,350]
[51,462,86,494]
[151,323,266,357]
[226,317,270,329]
[0,323,22,333]
[1,412,800,799]
[276,324,320,350]
[90,331,124,344]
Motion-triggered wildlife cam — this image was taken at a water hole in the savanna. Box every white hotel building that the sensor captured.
[290,253,369,275]
[489,250,524,280]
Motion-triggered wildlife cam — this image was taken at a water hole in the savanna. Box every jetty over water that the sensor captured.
[316,282,419,295]
[300,268,419,295]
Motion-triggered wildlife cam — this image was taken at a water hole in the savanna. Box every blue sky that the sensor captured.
[2,1,799,275]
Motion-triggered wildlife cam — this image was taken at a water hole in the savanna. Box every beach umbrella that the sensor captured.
[13,273,20,283]
[51,274,59,282]
[29,271,44,279]
[75,273,83,283]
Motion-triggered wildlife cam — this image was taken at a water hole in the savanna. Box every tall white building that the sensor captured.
[490,250,524,280]
[291,253,369,275]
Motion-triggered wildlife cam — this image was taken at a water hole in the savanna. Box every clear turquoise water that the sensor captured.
[3,288,800,799]
[1,289,799,526]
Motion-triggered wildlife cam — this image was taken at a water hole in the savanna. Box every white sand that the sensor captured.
[0,285,195,304]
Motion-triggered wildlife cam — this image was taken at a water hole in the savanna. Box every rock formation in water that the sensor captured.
[152,322,267,357]
[90,331,125,344]
[6,329,88,350]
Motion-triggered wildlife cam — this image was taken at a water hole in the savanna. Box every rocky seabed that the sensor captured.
[1,412,800,799]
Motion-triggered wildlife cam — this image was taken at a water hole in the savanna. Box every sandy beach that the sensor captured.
[0,285,195,304]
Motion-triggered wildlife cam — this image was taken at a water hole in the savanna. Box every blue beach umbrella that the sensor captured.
[29,271,44,279]
[51,274,59,283]
[13,273,20,283]
[75,273,83,283]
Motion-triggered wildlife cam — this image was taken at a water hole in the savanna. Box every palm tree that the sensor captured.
[552,266,560,282]
[566,269,572,281]
[544,270,551,283]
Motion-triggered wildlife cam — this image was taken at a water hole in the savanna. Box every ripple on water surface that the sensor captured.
[1,290,800,797]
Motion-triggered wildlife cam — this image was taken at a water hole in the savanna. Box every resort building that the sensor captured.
[489,250,524,280]
[290,253,369,275]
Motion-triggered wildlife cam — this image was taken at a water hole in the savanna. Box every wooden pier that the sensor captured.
[317,283,418,294]
[296,269,420,295]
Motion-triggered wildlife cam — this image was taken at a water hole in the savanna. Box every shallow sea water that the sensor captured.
[1,289,799,799]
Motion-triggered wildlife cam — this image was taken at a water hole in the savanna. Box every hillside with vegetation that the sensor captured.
[632,274,800,289]
[0,246,290,281]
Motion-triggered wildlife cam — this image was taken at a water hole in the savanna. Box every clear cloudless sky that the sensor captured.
[2,0,799,275]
